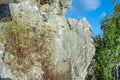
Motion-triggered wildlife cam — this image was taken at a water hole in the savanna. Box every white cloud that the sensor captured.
[99,12,106,19]
[65,0,101,19]
[102,12,106,16]
[79,0,101,10]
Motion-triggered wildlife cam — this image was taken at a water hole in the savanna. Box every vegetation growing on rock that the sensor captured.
[0,16,72,80]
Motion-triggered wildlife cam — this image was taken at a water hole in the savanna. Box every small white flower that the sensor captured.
[34,6,38,11]
[24,1,29,5]
[29,5,32,8]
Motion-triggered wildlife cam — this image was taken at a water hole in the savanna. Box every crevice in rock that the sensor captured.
[0,4,11,22]
[67,20,73,30]
[37,0,53,5]
[0,76,12,80]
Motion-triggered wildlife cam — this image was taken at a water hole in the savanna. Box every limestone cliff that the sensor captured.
[0,0,95,80]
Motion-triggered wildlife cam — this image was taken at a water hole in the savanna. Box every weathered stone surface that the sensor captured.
[51,18,95,80]
[0,43,15,80]
[0,43,5,59]
[0,0,95,80]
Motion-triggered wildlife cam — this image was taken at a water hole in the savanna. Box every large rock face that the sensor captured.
[0,0,95,80]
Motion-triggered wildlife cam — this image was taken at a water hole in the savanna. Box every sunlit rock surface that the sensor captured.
[0,0,95,80]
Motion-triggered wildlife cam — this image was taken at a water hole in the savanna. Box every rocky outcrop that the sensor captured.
[0,0,95,80]
[0,43,15,80]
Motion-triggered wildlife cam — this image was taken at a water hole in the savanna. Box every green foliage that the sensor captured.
[90,4,120,80]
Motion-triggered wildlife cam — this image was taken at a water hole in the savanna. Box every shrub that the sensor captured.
[1,19,72,80]
[1,19,54,74]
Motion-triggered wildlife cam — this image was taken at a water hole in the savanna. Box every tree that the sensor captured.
[91,3,120,80]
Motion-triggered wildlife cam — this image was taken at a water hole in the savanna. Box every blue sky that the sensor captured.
[65,0,120,36]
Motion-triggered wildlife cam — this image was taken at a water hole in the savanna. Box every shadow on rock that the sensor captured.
[0,77,12,80]
[0,4,11,21]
